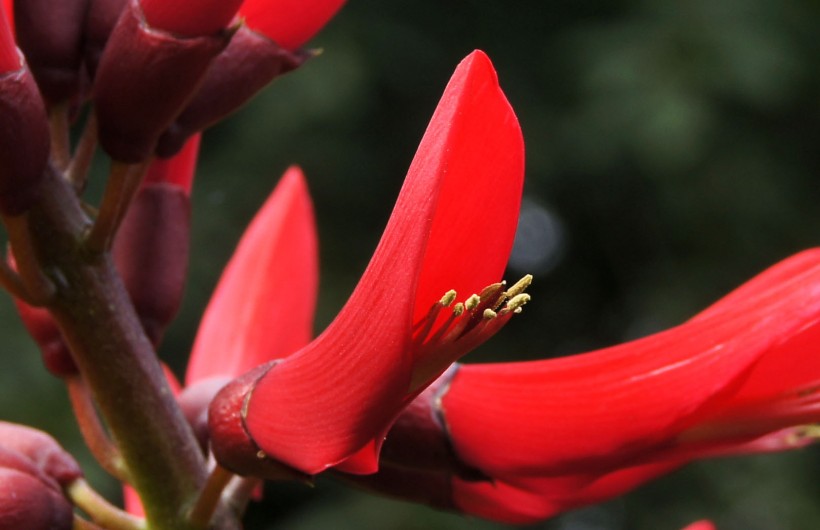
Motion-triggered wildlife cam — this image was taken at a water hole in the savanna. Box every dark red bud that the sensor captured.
[140,0,243,38]
[0,468,74,530]
[112,183,190,345]
[92,0,231,162]
[0,422,83,487]
[209,363,308,481]
[83,0,128,77]
[0,65,50,215]
[157,25,306,158]
[13,0,89,104]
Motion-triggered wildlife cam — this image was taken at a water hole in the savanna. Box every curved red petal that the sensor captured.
[411,51,524,328]
[142,133,201,192]
[239,0,345,50]
[186,166,318,384]
[0,3,18,72]
[244,51,518,474]
[443,252,820,478]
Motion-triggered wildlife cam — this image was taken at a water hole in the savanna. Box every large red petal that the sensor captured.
[411,52,524,327]
[244,51,519,474]
[186,166,318,384]
[443,252,820,477]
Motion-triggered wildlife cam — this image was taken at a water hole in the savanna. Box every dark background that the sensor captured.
[2,0,820,528]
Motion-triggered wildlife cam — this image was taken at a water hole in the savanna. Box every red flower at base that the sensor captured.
[351,249,820,523]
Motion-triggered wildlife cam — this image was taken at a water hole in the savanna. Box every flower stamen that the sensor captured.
[409,275,533,390]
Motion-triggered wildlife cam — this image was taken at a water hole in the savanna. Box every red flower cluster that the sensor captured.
[0,0,818,528]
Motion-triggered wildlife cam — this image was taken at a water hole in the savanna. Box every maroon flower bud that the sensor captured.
[0,422,83,487]
[0,468,73,530]
[83,0,128,77]
[13,0,88,104]
[0,10,50,216]
[155,26,305,157]
[113,135,199,344]
[155,0,345,157]
[92,0,233,162]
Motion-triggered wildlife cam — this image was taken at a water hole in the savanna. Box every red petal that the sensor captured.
[186,166,318,384]
[142,133,200,192]
[681,522,717,530]
[0,4,18,72]
[443,251,820,478]
[453,461,679,524]
[239,0,345,50]
[244,51,520,474]
[140,0,242,36]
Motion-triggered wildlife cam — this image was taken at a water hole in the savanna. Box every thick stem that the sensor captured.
[21,169,237,530]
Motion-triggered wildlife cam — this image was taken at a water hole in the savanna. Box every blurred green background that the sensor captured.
[2,0,820,528]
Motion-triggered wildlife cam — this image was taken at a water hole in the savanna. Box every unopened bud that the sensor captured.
[156,25,306,157]
[93,0,232,162]
[112,183,191,345]
[83,0,128,77]
[0,468,74,530]
[14,0,88,104]
[0,32,49,215]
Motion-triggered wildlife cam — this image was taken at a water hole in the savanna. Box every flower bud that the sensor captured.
[13,0,88,104]
[0,422,83,487]
[0,10,50,216]
[113,135,198,343]
[83,0,128,77]
[92,0,233,162]
[156,26,305,157]
[0,468,73,530]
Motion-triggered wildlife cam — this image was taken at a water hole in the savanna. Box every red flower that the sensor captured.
[207,50,528,477]
[356,249,820,523]
[681,521,717,530]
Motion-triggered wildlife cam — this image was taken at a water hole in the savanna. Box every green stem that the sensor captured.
[19,168,239,530]
[68,111,99,193]
[67,480,145,530]
[188,465,236,529]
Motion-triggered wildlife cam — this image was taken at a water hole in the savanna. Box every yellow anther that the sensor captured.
[440,290,457,307]
[465,294,481,311]
[483,308,497,319]
[505,274,533,298]
[507,293,531,312]
[452,303,465,316]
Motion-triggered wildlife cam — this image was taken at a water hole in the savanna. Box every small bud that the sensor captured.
[0,468,74,530]
[0,422,83,487]
[83,0,128,77]
[0,9,49,216]
[156,26,306,157]
[13,299,78,376]
[113,138,198,343]
[93,0,232,162]
[13,0,88,104]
